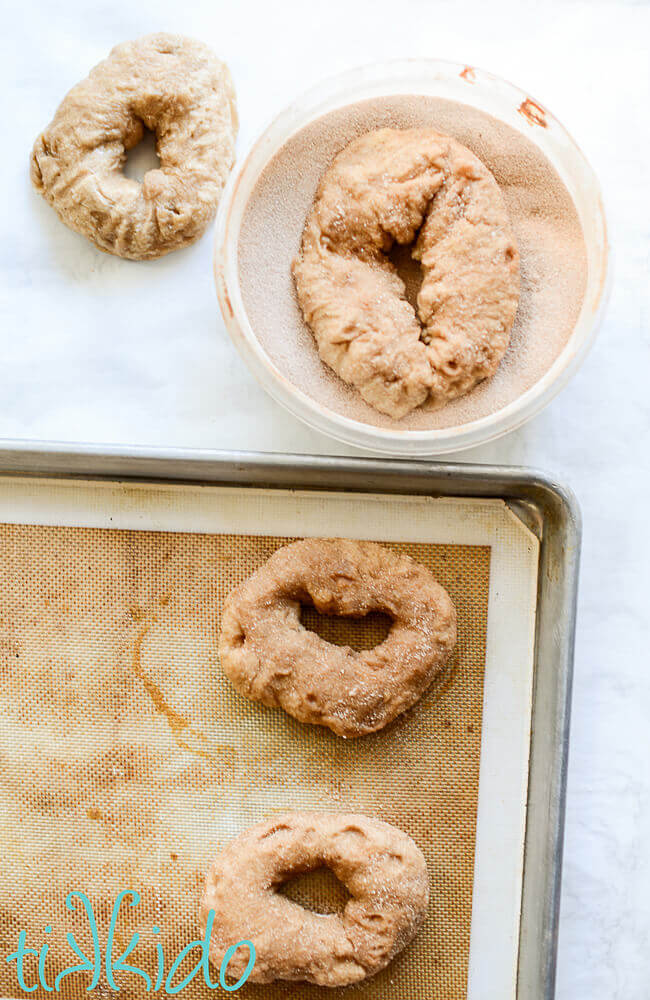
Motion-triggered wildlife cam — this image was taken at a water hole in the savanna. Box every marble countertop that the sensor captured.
[2,0,649,995]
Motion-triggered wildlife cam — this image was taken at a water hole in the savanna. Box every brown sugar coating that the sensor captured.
[219,537,457,738]
[200,811,429,987]
[292,127,520,418]
[30,33,237,260]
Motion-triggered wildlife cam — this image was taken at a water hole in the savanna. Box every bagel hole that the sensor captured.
[230,629,246,649]
[279,867,351,915]
[299,605,392,651]
[124,125,160,182]
[388,241,424,310]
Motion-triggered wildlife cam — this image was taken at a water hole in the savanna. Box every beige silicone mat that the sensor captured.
[0,521,489,1000]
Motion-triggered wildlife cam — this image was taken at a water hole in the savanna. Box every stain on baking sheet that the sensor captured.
[0,523,490,999]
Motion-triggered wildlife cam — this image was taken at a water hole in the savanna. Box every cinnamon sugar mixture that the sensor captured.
[237,95,587,430]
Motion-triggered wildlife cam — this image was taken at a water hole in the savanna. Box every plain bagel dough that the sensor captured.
[219,537,457,738]
[200,811,429,987]
[30,33,238,259]
[292,127,520,418]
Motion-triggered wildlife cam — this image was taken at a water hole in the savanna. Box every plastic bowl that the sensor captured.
[214,59,610,457]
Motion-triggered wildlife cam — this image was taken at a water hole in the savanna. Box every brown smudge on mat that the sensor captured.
[0,523,490,999]
[460,66,476,83]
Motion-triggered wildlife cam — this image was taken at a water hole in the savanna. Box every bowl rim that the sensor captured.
[214,57,611,456]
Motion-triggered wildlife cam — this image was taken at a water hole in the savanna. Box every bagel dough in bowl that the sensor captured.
[238,95,588,431]
[30,33,238,260]
[293,127,520,418]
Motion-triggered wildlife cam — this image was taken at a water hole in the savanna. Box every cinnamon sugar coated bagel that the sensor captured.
[292,127,520,418]
[30,34,237,259]
[219,538,457,737]
[200,812,429,986]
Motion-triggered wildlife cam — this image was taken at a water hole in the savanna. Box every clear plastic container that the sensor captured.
[214,59,610,457]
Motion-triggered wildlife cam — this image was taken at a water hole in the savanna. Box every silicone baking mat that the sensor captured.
[0,479,538,1000]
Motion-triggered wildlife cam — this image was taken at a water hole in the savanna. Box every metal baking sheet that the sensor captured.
[0,447,579,1000]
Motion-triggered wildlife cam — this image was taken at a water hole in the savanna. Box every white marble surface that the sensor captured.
[2,0,649,995]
